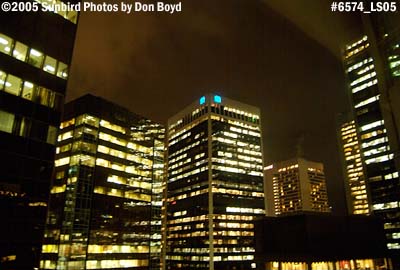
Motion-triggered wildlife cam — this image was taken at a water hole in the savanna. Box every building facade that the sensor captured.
[337,115,369,215]
[343,12,400,253]
[40,94,164,270]
[254,213,392,270]
[264,158,330,216]
[0,2,79,269]
[164,94,265,270]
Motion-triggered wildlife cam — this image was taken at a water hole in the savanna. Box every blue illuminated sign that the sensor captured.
[200,96,206,105]
[214,95,222,103]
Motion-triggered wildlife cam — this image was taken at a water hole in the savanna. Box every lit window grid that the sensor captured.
[166,112,263,269]
[271,165,329,214]
[0,69,64,110]
[273,170,302,214]
[340,121,369,214]
[0,32,69,79]
[45,114,164,268]
[345,38,400,249]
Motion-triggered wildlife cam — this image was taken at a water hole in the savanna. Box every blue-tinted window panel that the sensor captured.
[200,96,206,105]
[214,95,222,103]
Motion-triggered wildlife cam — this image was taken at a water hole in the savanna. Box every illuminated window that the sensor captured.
[354,95,380,108]
[59,144,71,153]
[21,81,35,101]
[37,87,53,107]
[58,131,73,141]
[28,48,44,68]
[0,110,14,133]
[76,114,99,127]
[55,157,70,167]
[47,126,58,144]
[42,244,58,253]
[0,33,12,55]
[0,69,63,110]
[13,42,28,61]
[72,141,96,153]
[4,74,22,96]
[100,119,125,134]
[61,118,75,129]
[365,154,393,164]
[40,260,56,269]
[50,184,66,194]
[70,154,95,167]
[360,120,384,131]
[99,132,126,146]
[19,118,29,137]
[388,243,400,249]
[43,55,57,74]
[0,32,70,80]
[96,158,110,168]
[0,71,6,89]
[57,61,68,79]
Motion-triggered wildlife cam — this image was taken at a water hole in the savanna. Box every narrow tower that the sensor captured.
[164,94,265,270]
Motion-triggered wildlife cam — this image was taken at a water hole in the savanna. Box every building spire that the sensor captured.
[296,134,305,158]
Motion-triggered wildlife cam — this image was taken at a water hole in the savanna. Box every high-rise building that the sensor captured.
[337,115,369,215]
[264,158,330,216]
[163,94,265,270]
[0,3,79,269]
[40,94,164,270]
[343,12,400,253]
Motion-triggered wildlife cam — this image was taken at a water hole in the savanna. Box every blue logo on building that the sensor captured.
[214,95,222,103]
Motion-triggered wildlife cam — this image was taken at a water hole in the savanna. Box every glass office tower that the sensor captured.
[164,94,265,270]
[0,2,79,269]
[343,12,400,254]
[40,94,164,270]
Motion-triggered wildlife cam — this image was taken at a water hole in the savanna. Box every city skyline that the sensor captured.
[65,1,366,215]
[1,1,399,269]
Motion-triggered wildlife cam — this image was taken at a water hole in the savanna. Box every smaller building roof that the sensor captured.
[254,213,388,262]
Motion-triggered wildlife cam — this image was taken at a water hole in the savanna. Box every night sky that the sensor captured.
[66,0,364,214]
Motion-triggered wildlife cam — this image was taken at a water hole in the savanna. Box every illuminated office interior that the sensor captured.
[338,119,369,215]
[40,94,164,270]
[344,32,400,251]
[164,94,265,270]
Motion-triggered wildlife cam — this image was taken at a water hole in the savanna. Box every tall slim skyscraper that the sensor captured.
[343,12,400,254]
[264,158,330,216]
[337,115,369,215]
[40,94,164,270]
[0,3,78,269]
[164,94,265,270]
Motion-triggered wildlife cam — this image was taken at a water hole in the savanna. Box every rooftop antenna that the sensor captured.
[296,134,305,158]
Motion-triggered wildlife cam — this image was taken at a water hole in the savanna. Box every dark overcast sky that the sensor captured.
[66,0,363,214]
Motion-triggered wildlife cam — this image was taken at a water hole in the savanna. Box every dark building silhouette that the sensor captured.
[40,94,165,269]
[0,3,79,269]
[254,213,392,270]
